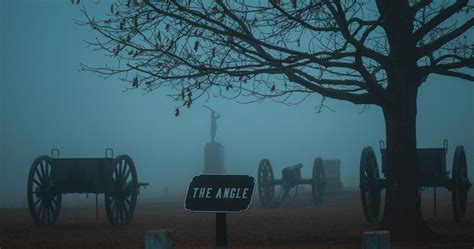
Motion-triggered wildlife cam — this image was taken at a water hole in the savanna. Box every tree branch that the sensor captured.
[413,0,469,41]
[417,17,474,57]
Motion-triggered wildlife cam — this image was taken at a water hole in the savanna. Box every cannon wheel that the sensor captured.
[452,146,469,223]
[258,159,276,208]
[105,155,138,225]
[312,158,326,206]
[359,146,381,224]
[27,156,62,225]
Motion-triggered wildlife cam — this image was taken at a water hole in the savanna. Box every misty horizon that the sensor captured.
[0,1,473,208]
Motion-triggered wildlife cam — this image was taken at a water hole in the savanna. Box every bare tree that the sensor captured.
[78,0,473,240]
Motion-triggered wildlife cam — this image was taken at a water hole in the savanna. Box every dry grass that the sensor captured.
[1,191,473,249]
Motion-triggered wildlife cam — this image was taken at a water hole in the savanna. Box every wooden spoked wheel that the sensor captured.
[452,146,470,223]
[359,147,381,224]
[105,155,138,225]
[258,159,276,208]
[27,156,62,225]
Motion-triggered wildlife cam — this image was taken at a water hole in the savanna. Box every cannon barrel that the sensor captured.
[282,163,303,183]
[137,182,150,195]
[282,163,303,174]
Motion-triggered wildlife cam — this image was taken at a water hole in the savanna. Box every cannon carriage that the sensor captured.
[27,149,148,226]
[359,140,471,224]
[257,158,327,208]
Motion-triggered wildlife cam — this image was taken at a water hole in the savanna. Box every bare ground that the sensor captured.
[1,190,473,249]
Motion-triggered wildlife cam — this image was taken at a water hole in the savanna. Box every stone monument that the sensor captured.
[203,105,225,174]
[323,159,344,192]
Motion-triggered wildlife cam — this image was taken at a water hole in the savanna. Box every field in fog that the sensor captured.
[1,190,473,249]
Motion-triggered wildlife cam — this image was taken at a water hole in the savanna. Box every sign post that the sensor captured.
[215,213,227,247]
[184,175,255,248]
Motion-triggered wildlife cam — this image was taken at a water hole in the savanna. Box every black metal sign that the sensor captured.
[184,175,255,213]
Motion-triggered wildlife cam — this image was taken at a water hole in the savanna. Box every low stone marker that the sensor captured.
[145,230,172,249]
[362,230,390,249]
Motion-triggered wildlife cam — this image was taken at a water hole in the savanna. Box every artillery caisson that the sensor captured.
[359,140,471,224]
[257,158,327,208]
[27,149,149,226]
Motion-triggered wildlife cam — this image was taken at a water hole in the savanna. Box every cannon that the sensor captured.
[359,140,471,224]
[27,149,149,226]
[257,158,327,208]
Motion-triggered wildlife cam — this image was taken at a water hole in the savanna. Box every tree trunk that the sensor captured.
[380,84,433,241]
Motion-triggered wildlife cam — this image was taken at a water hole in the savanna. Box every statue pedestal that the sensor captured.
[204,142,225,174]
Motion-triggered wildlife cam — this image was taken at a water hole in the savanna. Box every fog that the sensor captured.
[0,1,473,208]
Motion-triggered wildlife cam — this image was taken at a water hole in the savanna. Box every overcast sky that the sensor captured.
[0,1,472,207]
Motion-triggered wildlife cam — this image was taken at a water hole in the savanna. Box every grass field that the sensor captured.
[1,190,473,249]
